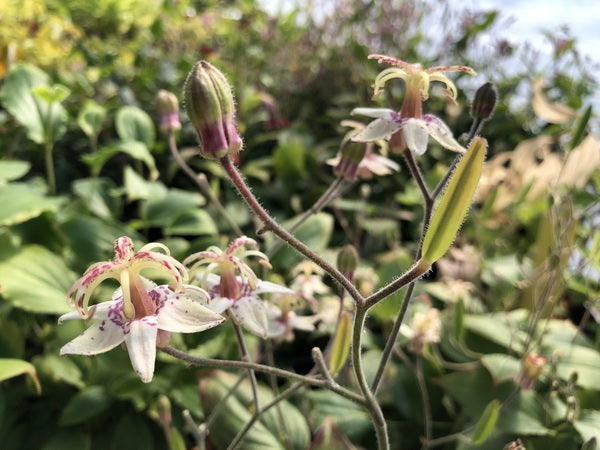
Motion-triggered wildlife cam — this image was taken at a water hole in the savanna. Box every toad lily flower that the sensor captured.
[183,237,276,337]
[199,273,295,338]
[60,237,225,383]
[352,54,475,155]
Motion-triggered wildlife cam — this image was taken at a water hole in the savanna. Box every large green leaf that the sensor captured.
[0,183,65,226]
[574,410,600,443]
[140,189,205,228]
[83,141,158,179]
[200,370,310,450]
[480,354,521,384]
[165,209,218,236]
[72,177,121,220]
[0,64,67,144]
[0,245,77,314]
[269,212,334,268]
[77,101,106,139]
[0,160,31,183]
[115,106,156,148]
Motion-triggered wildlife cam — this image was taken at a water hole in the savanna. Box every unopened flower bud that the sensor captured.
[471,82,497,120]
[515,353,547,389]
[156,90,181,132]
[184,61,243,159]
[333,140,367,180]
[337,245,359,281]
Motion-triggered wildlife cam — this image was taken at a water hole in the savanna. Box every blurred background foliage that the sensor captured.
[1,0,599,449]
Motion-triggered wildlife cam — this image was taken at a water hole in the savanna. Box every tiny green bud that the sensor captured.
[184,61,242,159]
[156,90,181,132]
[337,245,359,280]
[471,82,497,120]
[333,139,367,180]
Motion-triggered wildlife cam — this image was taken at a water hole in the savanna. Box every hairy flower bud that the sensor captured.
[156,90,181,132]
[471,82,497,120]
[333,139,367,180]
[337,245,359,281]
[184,61,242,159]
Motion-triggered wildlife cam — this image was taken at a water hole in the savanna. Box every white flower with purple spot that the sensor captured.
[351,108,465,155]
[198,273,293,339]
[60,280,224,382]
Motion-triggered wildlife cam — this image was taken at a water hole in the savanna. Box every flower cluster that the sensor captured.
[60,236,316,381]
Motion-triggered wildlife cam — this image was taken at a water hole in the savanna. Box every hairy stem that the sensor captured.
[220,155,365,306]
[231,321,260,411]
[353,306,389,450]
[161,346,365,405]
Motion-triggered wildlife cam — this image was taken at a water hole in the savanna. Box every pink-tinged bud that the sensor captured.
[515,353,547,389]
[156,90,181,132]
[337,245,359,281]
[333,140,367,180]
[184,61,243,159]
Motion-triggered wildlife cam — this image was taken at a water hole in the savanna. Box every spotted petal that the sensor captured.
[231,296,269,338]
[351,107,396,119]
[254,279,295,295]
[125,317,158,383]
[157,290,224,333]
[421,115,466,153]
[59,319,125,355]
[352,118,402,142]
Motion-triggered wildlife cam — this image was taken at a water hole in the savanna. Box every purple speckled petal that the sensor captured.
[60,320,125,355]
[125,317,158,383]
[205,296,233,314]
[231,296,269,338]
[157,292,224,333]
[421,115,466,153]
[351,107,397,119]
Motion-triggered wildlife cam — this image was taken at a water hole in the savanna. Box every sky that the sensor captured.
[475,0,600,62]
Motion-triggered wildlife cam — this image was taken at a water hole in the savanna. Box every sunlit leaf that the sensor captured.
[0,160,31,183]
[0,359,41,394]
[77,101,106,139]
[0,245,77,314]
[0,183,65,226]
[329,311,352,377]
[531,78,576,124]
[470,399,500,444]
[115,106,155,148]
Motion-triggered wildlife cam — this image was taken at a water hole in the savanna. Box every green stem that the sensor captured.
[353,306,389,450]
[44,140,56,195]
[219,155,365,306]
[160,346,365,405]
[231,321,260,412]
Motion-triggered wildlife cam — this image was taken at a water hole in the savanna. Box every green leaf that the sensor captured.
[574,410,600,443]
[480,354,521,384]
[0,183,65,226]
[72,177,121,219]
[200,371,310,450]
[166,209,218,236]
[77,101,106,139]
[34,354,84,389]
[83,141,158,179]
[31,84,70,104]
[464,312,526,353]
[270,213,334,268]
[0,359,41,394]
[454,298,465,341]
[110,414,154,450]
[115,106,156,148]
[422,137,486,264]
[470,400,500,444]
[59,386,111,426]
[329,311,352,377]
[0,245,77,314]
[42,430,91,450]
[569,105,592,150]
[140,189,205,229]
[0,160,31,183]
[123,166,167,201]
[0,64,67,144]
[273,140,305,186]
